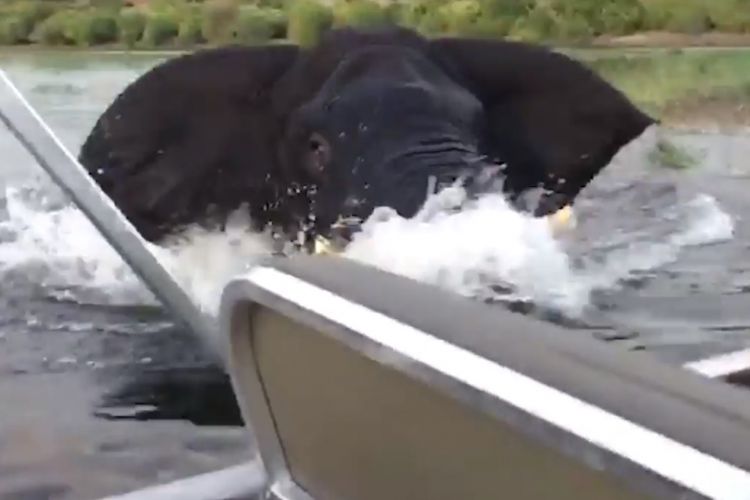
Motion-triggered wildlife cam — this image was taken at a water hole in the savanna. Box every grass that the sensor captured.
[647,138,701,169]
[3,0,750,49]
[578,48,750,117]
[5,36,750,125]
[3,0,750,127]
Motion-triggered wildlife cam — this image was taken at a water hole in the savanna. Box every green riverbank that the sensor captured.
[5,41,749,129]
[2,0,750,49]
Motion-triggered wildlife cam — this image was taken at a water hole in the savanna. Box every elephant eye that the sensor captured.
[306,132,331,175]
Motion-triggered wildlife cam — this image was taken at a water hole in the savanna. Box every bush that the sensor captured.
[89,0,124,10]
[11,2,56,41]
[0,2,56,44]
[463,16,514,38]
[437,0,482,36]
[393,1,423,28]
[176,7,204,46]
[0,17,26,45]
[69,10,118,46]
[202,0,239,43]
[598,0,645,35]
[554,12,595,42]
[260,0,286,7]
[6,0,749,49]
[707,0,750,33]
[148,0,188,13]
[648,138,699,170]
[395,1,445,35]
[287,0,333,47]
[508,4,555,42]
[552,0,600,24]
[416,10,447,36]
[235,7,287,40]
[142,13,179,47]
[333,0,393,29]
[31,11,74,45]
[233,6,276,43]
[117,8,146,48]
[479,0,534,18]
[640,0,711,34]
[262,8,288,38]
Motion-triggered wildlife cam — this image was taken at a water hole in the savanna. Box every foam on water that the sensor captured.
[573,193,734,294]
[0,59,739,338]
[151,206,275,314]
[342,187,734,318]
[343,186,587,314]
[0,184,275,313]
[0,174,735,323]
[0,185,148,304]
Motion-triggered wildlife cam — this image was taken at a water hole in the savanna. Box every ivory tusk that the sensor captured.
[313,236,340,255]
[547,205,576,235]
[314,204,575,255]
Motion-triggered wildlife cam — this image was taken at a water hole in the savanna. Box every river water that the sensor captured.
[1,51,750,498]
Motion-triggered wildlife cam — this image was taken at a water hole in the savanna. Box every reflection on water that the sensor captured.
[0,53,248,440]
[97,366,242,426]
[0,51,167,186]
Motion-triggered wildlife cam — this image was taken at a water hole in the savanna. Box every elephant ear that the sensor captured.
[428,37,655,215]
[79,44,299,242]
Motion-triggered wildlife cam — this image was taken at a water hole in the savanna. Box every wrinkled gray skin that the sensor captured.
[280,46,491,242]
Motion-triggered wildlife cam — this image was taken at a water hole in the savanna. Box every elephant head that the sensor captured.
[79,27,654,249]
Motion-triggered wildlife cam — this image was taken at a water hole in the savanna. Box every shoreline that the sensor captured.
[660,96,750,132]
[0,45,191,56]
[3,32,750,133]
[2,31,750,55]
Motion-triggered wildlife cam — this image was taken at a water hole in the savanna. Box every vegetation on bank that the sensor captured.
[583,49,750,116]
[648,137,701,170]
[1,0,750,49]
[4,0,750,129]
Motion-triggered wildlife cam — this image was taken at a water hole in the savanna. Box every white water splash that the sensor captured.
[0,185,274,313]
[151,206,276,314]
[344,186,588,315]
[0,185,148,303]
[573,193,734,294]
[0,178,735,322]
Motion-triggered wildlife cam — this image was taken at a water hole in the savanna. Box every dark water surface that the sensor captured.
[0,52,254,499]
[1,51,750,498]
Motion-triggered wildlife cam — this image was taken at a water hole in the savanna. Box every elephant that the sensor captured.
[78,26,655,252]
